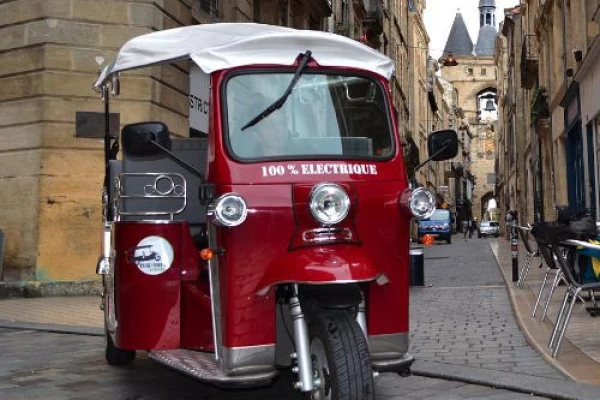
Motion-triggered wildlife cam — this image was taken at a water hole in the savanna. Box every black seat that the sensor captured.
[532,244,566,321]
[516,225,540,288]
[546,242,600,357]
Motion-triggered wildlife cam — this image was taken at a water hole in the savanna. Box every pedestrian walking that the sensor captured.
[504,209,514,239]
[462,220,469,240]
[469,217,477,238]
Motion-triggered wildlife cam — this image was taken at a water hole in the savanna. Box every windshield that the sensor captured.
[481,221,498,227]
[427,209,450,221]
[224,72,394,161]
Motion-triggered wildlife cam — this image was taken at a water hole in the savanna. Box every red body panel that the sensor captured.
[114,222,182,349]
[201,69,412,348]
[113,221,213,350]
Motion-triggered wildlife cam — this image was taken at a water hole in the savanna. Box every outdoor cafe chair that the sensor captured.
[546,240,600,358]
[532,243,566,321]
[516,225,540,288]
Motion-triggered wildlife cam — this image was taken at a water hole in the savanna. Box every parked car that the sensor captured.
[478,221,500,238]
[418,208,452,244]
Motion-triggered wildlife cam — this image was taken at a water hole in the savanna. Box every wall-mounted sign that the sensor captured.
[189,65,210,135]
[75,111,120,138]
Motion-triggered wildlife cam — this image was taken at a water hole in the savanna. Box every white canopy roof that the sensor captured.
[93,23,394,88]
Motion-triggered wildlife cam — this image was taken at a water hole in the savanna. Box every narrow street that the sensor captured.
[0,327,552,400]
[411,235,564,379]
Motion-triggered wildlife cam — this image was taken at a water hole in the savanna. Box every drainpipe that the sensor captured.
[557,0,568,214]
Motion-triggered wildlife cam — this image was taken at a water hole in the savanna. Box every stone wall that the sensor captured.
[0,0,194,282]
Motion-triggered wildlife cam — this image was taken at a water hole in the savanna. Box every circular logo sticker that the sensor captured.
[129,236,174,275]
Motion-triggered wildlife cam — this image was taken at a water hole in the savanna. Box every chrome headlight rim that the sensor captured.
[408,187,436,219]
[207,193,248,227]
[309,183,351,226]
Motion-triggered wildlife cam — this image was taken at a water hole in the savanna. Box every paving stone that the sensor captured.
[0,235,593,399]
[411,238,566,381]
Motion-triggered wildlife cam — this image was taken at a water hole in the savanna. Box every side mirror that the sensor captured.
[344,79,376,102]
[428,129,458,161]
[122,122,171,156]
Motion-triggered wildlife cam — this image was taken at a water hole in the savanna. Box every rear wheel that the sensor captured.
[309,311,374,400]
[105,332,136,366]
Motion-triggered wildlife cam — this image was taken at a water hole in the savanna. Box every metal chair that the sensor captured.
[547,241,600,357]
[532,244,566,321]
[516,225,540,288]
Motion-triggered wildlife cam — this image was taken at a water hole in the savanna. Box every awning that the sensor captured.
[94,23,394,88]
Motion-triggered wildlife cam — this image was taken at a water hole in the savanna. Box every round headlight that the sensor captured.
[309,183,350,225]
[208,193,248,227]
[408,187,435,219]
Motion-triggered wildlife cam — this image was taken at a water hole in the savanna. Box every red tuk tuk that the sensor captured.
[94,23,457,399]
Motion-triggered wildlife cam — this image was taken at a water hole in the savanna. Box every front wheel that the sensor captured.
[309,311,374,400]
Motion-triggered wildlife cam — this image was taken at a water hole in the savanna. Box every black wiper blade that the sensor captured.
[241,50,312,131]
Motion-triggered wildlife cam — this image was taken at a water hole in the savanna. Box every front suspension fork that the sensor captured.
[289,284,314,392]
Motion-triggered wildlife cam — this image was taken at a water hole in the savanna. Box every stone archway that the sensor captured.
[480,190,498,221]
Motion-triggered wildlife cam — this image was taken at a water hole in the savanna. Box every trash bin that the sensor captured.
[409,246,424,286]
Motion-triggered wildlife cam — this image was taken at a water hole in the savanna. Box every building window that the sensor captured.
[342,0,349,27]
[200,0,219,19]
[253,0,260,22]
[487,173,495,184]
[278,0,288,26]
[467,67,473,76]
[481,68,487,76]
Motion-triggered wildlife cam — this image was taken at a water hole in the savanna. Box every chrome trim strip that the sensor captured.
[356,297,367,335]
[368,332,413,371]
[221,344,276,376]
[149,349,276,386]
[207,223,222,360]
[104,224,117,334]
[368,332,409,359]
[113,220,185,225]
[256,276,380,295]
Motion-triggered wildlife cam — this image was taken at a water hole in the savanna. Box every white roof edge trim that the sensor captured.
[93,23,394,88]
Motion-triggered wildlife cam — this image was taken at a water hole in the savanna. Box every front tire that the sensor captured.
[309,311,374,400]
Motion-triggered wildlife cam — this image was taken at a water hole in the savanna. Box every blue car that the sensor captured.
[418,209,452,244]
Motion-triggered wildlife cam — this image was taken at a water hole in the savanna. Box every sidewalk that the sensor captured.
[492,237,600,385]
[0,295,103,336]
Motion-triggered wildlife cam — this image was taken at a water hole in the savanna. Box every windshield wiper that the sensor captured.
[241,50,312,131]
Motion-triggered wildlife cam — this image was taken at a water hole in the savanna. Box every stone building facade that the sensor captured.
[496,0,600,226]
[438,2,500,226]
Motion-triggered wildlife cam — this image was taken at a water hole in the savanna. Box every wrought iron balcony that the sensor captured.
[520,35,539,90]
[362,0,383,36]
[530,86,550,128]
[352,0,367,19]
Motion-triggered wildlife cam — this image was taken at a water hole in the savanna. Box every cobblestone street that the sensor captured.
[410,237,565,380]
[3,235,600,399]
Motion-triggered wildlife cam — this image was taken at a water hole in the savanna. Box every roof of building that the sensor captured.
[443,12,474,57]
[94,23,394,88]
[479,0,496,7]
[474,24,498,56]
